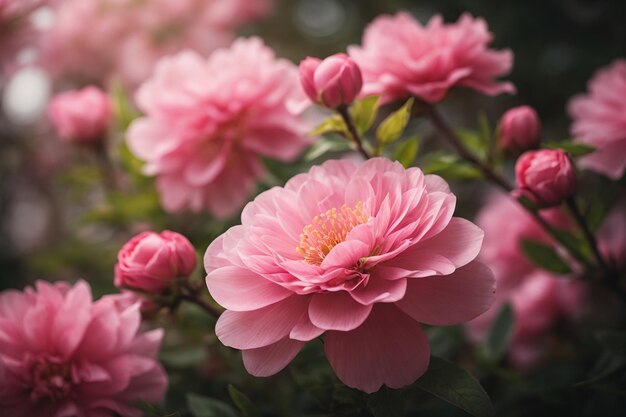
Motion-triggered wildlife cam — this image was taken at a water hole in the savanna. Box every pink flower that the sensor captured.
[468,272,586,371]
[498,105,542,152]
[127,37,310,218]
[205,157,495,393]
[568,59,626,179]
[48,86,113,145]
[515,149,576,208]
[476,193,570,290]
[598,199,626,269]
[348,12,515,104]
[299,53,363,108]
[0,0,46,76]
[115,230,197,293]
[0,280,167,417]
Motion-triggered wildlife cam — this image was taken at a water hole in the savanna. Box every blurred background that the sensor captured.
[2,0,626,293]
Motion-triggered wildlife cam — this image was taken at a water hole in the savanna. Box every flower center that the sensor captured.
[30,357,73,402]
[296,201,369,265]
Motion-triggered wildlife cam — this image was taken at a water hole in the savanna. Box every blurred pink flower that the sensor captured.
[568,59,626,179]
[205,157,495,393]
[299,53,363,108]
[127,37,310,218]
[515,149,576,208]
[476,193,570,290]
[468,272,586,371]
[498,105,542,152]
[0,280,167,417]
[348,12,515,104]
[598,199,626,269]
[38,0,273,90]
[115,230,197,293]
[48,86,113,145]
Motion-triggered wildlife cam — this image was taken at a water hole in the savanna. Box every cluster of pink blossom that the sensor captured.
[468,194,585,369]
[37,0,272,89]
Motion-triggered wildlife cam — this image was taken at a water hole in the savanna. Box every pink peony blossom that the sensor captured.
[498,105,542,152]
[468,272,585,371]
[348,12,515,104]
[127,37,310,218]
[0,280,167,417]
[476,193,570,290]
[205,157,495,393]
[515,149,576,208]
[38,0,273,90]
[299,53,363,108]
[568,59,626,179]
[115,230,197,293]
[48,86,113,145]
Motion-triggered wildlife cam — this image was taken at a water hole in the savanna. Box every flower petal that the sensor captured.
[215,296,309,349]
[242,337,305,377]
[206,266,292,311]
[325,303,430,393]
[395,261,496,326]
[309,292,372,331]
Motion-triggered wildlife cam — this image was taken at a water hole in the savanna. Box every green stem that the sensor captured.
[337,105,371,160]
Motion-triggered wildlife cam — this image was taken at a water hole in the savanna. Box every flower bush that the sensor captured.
[1,2,625,416]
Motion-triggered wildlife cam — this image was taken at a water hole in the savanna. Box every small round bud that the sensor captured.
[498,105,542,152]
[115,230,197,293]
[299,53,363,108]
[514,149,576,208]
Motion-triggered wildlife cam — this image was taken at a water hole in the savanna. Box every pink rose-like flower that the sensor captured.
[515,149,576,208]
[127,37,310,218]
[568,59,626,179]
[299,53,363,108]
[0,280,167,417]
[498,105,542,151]
[48,86,112,145]
[348,12,515,104]
[115,230,197,293]
[205,157,495,393]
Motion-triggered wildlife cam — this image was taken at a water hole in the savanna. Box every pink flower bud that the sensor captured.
[115,230,197,293]
[498,105,542,151]
[515,149,576,208]
[299,53,363,108]
[48,86,112,145]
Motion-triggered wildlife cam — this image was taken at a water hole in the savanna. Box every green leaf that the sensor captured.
[111,81,141,130]
[551,229,591,264]
[521,239,572,274]
[544,140,595,157]
[484,303,514,362]
[392,135,419,168]
[187,394,239,417]
[308,115,347,137]
[415,356,494,417]
[304,135,351,161]
[456,129,487,158]
[366,387,405,417]
[351,95,380,134]
[376,98,414,145]
[422,152,483,180]
[227,385,258,417]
